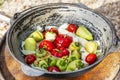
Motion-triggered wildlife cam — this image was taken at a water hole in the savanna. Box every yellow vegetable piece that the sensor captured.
[71,50,81,59]
[24,38,36,51]
[29,30,43,42]
[85,41,98,53]
[69,42,80,51]
[76,26,93,40]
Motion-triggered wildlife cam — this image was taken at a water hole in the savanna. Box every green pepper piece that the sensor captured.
[69,55,79,62]
[48,56,57,66]
[69,42,80,51]
[36,49,47,58]
[39,60,48,69]
[71,50,81,59]
[56,58,68,71]
[76,26,93,40]
[66,60,84,71]
[24,38,36,51]
[34,58,41,67]
[29,30,43,42]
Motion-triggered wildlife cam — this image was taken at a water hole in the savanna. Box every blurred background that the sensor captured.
[0,0,120,39]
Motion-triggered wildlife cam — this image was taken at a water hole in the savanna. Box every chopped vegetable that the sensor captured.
[24,38,36,51]
[76,26,93,40]
[68,55,79,62]
[36,49,47,58]
[56,58,68,71]
[39,40,55,51]
[39,60,48,69]
[66,60,84,71]
[69,42,80,51]
[71,50,81,59]
[48,57,57,66]
[85,41,98,53]
[45,32,56,41]
[29,30,43,41]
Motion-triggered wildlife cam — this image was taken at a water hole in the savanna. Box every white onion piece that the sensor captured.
[21,50,35,55]
[59,23,69,29]
[21,41,36,55]
[80,47,89,61]
[81,61,89,67]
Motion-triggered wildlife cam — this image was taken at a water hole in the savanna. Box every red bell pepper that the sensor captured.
[54,34,73,49]
[39,40,55,51]
[51,48,69,58]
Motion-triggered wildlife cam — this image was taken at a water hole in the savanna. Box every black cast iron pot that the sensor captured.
[7,3,117,78]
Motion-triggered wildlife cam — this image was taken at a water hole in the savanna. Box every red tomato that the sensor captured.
[51,48,69,58]
[39,40,55,51]
[67,24,78,33]
[49,28,59,35]
[25,54,36,64]
[48,66,60,72]
[85,53,97,65]
[54,34,73,49]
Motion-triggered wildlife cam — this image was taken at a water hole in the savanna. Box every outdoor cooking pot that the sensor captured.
[7,3,117,78]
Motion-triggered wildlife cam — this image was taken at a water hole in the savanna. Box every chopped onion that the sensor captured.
[21,50,35,55]
[80,47,89,61]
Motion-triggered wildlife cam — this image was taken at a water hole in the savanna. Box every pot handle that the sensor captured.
[21,64,45,76]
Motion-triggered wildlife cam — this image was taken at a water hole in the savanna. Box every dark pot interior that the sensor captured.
[7,3,116,78]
